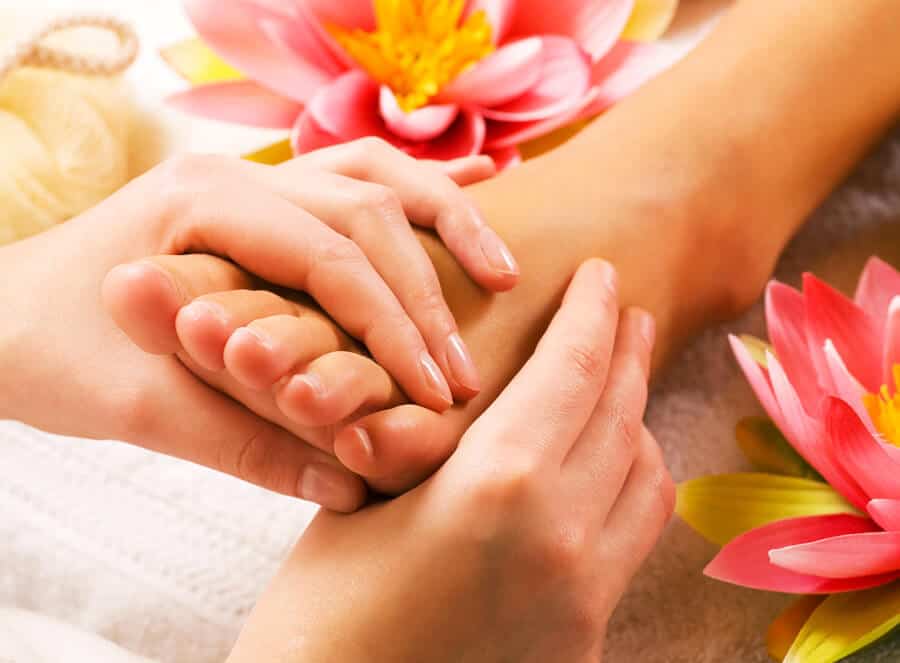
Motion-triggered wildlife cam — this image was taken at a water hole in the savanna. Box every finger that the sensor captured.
[140,362,367,512]
[287,138,520,292]
[176,289,308,371]
[275,351,406,428]
[461,259,620,463]
[563,307,656,514]
[332,404,457,495]
[167,177,453,412]
[600,427,675,591]
[235,164,480,399]
[425,155,497,186]
[224,313,348,391]
[102,254,255,354]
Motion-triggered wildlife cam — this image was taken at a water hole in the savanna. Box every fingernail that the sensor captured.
[446,332,480,392]
[420,350,453,407]
[181,300,228,325]
[638,311,656,347]
[292,372,325,399]
[479,227,519,276]
[234,325,273,350]
[598,260,617,292]
[351,426,374,462]
[298,463,356,511]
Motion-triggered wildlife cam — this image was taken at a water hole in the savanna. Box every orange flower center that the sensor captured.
[329,0,494,112]
[863,364,900,447]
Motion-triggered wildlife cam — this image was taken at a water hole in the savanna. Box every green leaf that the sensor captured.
[736,417,823,480]
[676,473,859,546]
[785,582,900,663]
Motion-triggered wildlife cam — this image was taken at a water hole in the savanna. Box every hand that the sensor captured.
[227,261,675,663]
[0,140,509,511]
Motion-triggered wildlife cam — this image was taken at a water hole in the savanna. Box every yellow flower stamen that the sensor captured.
[329,0,494,112]
[863,364,900,447]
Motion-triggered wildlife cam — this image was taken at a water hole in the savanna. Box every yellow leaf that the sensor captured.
[785,582,900,663]
[676,473,859,546]
[622,0,680,41]
[736,417,822,480]
[160,38,243,85]
[768,596,827,662]
[243,139,293,165]
[740,334,773,368]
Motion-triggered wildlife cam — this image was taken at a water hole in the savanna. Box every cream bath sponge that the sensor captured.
[0,14,139,245]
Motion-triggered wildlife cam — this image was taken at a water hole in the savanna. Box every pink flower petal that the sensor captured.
[766,282,822,415]
[483,86,598,149]
[579,38,687,117]
[379,87,459,142]
[184,0,336,103]
[704,514,894,594]
[290,107,342,154]
[481,36,591,122]
[167,80,302,128]
[855,256,900,331]
[406,110,486,160]
[506,0,634,62]
[804,273,883,393]
[826,397,900,501]
[301,0,375,31]
[769,530,900,579]
[823,340,876,435]
[769,354,869,509]
[256,4,347,78]
[883,297,900,387]
[308,71,387,140]
[869,499,900,531]
[484,145,522,170]
[730,335,782,427]
[439,37,544,108]
[464,0,517,43]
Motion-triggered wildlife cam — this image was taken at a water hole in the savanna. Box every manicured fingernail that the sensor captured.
[638,311,656,347]
[181,300,228,325]
[351,426,374,462]
[479,227,519,276]
[598,260,617,292]
[446,332,480,392]
[233,325,273,350]
[298,463,356,511]
[420,350,453,406]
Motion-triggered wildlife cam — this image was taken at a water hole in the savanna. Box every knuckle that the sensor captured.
[606,400,639,458]
[468,453,539,510]
[354,184,404,221]
[154,154,226,224]
[528,523,586,577]
[355,135,392,156]
[318,236,366,267]
[224,425,279,488]
[564,341,607,383]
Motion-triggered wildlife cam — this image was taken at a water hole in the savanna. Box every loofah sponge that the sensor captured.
[0,14,140,245]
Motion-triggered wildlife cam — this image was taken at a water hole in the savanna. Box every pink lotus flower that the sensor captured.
[705,257,900,595]
[167,0,685,166]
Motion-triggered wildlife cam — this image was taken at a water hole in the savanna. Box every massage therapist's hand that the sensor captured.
[227,261,675,663]
[0,139,511,511]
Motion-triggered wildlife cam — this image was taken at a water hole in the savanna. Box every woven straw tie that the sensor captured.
[0,13,138,81]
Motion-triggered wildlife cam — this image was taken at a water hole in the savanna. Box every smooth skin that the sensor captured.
[0,145,512,511]
[227,261,675,663]
[109,0,900,505]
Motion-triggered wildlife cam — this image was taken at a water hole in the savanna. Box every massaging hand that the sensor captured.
[227,260,675,663]
[0,138,513,511]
